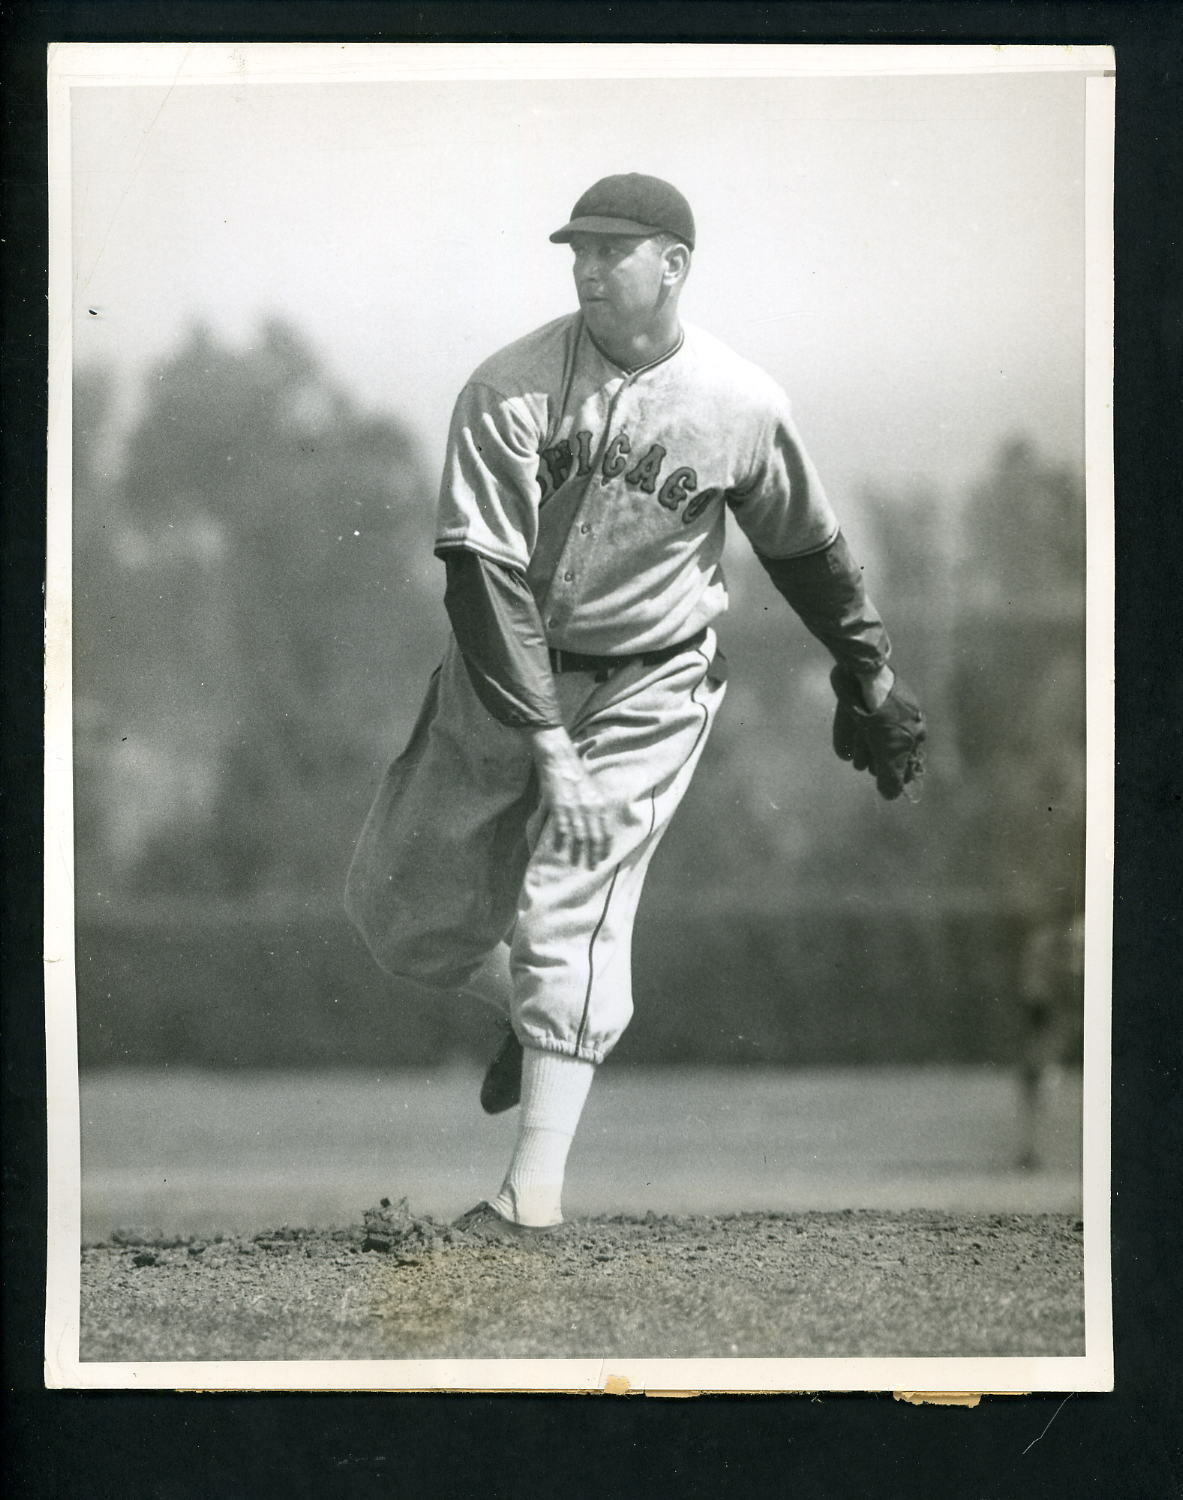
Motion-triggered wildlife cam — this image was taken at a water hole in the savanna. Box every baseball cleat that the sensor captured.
[479,1028,523,1114]
[452,1201,562,1243]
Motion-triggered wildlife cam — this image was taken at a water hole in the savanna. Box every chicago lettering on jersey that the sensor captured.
[539,425,732,523]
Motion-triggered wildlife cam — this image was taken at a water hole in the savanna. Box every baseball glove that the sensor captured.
[831,665,927,802]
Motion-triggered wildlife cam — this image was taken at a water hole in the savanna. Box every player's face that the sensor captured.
[568,233,674,334]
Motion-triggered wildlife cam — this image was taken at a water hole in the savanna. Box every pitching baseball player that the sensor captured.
[346,174,926,1240]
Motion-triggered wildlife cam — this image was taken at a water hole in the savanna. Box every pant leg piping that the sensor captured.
[574,863,620,1055]
[573,649,715,1055]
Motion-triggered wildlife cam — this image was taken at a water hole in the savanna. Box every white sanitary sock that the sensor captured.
[491,1047,596,1227]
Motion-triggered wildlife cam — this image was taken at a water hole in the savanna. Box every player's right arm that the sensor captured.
[435,379,610,866]
[441,551,610,866]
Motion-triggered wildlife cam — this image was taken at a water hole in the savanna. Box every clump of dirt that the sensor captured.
[360,1197,449,1259]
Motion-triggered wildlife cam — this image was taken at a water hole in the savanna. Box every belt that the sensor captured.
[548,628,708,678]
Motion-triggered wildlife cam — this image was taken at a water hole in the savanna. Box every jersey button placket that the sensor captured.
[545,368,631,632]
[549,473,601,624]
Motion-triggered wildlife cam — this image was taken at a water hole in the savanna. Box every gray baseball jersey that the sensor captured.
[435,313,840,656]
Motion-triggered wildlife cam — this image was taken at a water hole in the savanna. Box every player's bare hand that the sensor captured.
[529,726,612,868]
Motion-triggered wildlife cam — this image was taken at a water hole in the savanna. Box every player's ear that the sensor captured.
[662,241,691,286]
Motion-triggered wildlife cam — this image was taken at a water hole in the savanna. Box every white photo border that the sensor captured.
[44,40,1115,1394]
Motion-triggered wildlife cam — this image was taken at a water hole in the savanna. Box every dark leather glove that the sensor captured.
[831,665,927,802]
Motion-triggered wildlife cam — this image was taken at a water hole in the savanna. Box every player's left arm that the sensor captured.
[755,530,892,702]
[756,534,927,801]
[730,404,927,800]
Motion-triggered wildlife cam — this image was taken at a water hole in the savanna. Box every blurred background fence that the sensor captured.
[75,896,1042,1070]
[72,320,1086,1071]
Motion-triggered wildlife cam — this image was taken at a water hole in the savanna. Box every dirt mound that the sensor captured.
[80,1208,1085,1365]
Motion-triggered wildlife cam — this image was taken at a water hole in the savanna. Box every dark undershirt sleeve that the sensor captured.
[755,531,892,675]
[440,547,563,729]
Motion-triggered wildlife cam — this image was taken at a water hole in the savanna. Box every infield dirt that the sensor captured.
[80,1203,1084,1363]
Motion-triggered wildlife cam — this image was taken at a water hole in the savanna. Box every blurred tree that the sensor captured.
[958,436,1085,613]
[823,438,1087,914]
[949,437,1086,917]
[79,319,443,898]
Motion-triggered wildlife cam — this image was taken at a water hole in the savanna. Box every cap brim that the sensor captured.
[548,215,663,244]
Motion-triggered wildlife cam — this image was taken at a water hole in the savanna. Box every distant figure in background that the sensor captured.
[1015,913,1085,1170]
[346,174,926,1238]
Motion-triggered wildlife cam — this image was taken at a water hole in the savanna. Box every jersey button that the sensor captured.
[579,523,591,534]
[563,571,575,581]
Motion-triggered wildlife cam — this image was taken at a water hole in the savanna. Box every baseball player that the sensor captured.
[346,174,926,1240]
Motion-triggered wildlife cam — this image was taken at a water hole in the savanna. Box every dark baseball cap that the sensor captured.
[549,174,696,249]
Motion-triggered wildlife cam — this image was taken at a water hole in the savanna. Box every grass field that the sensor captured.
[81,1064,1082,1239]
